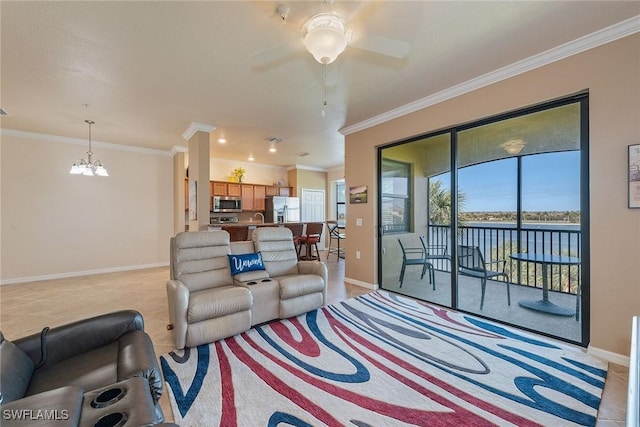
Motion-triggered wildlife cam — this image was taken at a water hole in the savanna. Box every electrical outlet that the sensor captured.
[356,218,363,226]
[356,251,361,259]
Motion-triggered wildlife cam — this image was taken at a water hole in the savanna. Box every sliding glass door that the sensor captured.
[379,133,452,307]
[378,94,589,346]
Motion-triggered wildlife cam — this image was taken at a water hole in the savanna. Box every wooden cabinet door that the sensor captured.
[253,185,266,211]
[266,186,279,196]
[241,185,254,211]
[227,183,242,197]
[279,187,291,196]
[212,182,227,196]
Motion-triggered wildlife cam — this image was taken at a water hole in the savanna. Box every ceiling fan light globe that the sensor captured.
[304,13,348,64]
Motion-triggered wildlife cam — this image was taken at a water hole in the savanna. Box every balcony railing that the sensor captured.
[427,223,582,295]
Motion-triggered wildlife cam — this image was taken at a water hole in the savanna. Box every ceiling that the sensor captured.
[1,1,638,170]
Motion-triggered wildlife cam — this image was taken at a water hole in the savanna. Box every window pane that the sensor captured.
[381,159,410,232]
[337,182,345,203]
[381,196,409,232]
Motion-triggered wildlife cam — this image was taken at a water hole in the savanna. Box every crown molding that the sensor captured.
[182,122,216,140]
[288,164,328,172]
[340,15,640,136]
[1,128,172,156]
[170,145,189,155]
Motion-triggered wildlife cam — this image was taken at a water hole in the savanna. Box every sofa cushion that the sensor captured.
[228,252,265,276]
[0,331,35,403]
[277,274,325,300]
[188,285,252,323]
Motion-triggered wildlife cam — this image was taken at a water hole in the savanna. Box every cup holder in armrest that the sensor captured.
[261,279,272,282]
[91,387,126,409]
[247,281,257,285]
[93,412,128,427]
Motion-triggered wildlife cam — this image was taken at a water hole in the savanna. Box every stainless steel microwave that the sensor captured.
[212,196,242,213]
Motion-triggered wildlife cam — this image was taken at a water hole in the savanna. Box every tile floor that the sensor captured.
[0,254,628,425]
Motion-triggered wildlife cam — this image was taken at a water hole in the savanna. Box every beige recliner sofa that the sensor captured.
[167,228,328,349]
[167,231,253,349]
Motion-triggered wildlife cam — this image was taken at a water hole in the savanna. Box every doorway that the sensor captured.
[301,188,326,249]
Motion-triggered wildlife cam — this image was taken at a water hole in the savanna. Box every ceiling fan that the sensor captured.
[251,1,411,67]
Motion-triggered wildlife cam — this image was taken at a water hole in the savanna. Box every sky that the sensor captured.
[434,151,580,212]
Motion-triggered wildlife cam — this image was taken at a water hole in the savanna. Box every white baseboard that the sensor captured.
[587,345,630,367]
[0,262,169,286]
[344,277,379,290]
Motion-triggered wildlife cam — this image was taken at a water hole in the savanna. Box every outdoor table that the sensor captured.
[509,252,581,317]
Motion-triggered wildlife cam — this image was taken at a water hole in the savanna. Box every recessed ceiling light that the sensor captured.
[218,137,226,144]
[269,145,277,153]
[248,154,254,161]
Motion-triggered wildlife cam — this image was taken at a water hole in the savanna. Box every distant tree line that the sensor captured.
[459,211,581,223]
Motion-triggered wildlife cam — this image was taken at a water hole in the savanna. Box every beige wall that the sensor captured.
[292,168,327,198]
[208,157,288,186]
[1,133,174,282]
[344,34,640,356]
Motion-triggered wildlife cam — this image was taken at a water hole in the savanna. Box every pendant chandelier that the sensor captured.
[69,120,108,176]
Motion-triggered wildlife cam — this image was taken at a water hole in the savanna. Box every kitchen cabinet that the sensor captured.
[240,184,266,211]
[212,181,242,197]
[227,183,242,197]
[278,187,291,197]
[241,184,254,211]
[266,186,292,197]
[212,182,226,196]
[253,185,266,211]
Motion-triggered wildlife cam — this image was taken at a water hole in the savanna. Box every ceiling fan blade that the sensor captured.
[348,32,410,59]
[250,41,303,68]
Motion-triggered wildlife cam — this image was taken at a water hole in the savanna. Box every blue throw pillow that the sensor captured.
[228,252,266,276]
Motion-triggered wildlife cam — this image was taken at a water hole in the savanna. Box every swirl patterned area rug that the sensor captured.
[160,291,607,426]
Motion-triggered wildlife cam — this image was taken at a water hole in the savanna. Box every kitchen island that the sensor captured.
[208,222,307,242]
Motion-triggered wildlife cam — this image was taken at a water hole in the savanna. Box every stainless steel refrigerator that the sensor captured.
[265,196,300,223]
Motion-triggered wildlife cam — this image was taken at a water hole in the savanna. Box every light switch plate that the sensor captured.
[356,218,363,226]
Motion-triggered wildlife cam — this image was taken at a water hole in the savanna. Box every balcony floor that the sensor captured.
[382,269,582,343]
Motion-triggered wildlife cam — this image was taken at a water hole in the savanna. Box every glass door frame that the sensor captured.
[377,92,590,347]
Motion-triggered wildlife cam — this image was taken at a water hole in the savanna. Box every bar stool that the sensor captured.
[284,223,304,256]
[326,220,346,260]
[299,222,323,260]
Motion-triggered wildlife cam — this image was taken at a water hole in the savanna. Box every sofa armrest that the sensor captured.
[117,331,163,405]
[14,310,145,368]
[0,386,83,426]
[166,280,189,350]
[297,261,328,305]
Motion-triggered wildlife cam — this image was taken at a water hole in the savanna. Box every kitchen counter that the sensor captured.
[209,222,303,227]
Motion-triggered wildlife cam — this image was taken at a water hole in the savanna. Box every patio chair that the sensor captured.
[457,245,511,310]
[419,235,451,265]
[398,239,435,289]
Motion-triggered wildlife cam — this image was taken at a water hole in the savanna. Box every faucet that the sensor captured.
[254,212,265,224]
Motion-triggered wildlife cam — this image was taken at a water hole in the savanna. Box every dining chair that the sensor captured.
[326,220,346,260]
[398,238,434,289]
[457,245,510,310]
